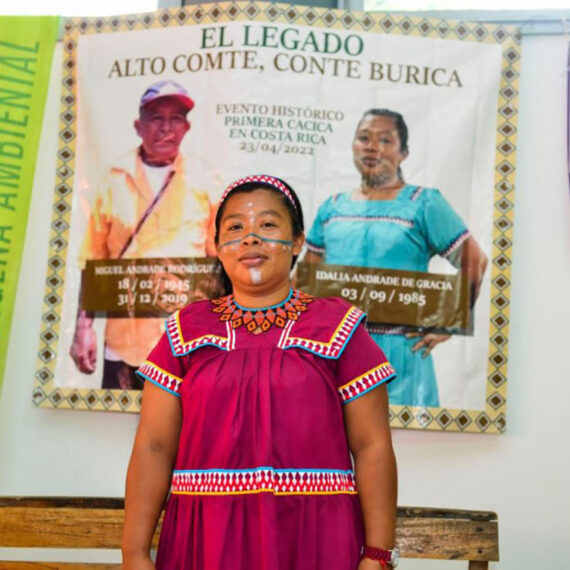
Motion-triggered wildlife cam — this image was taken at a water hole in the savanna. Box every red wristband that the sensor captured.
[362,545,391,566]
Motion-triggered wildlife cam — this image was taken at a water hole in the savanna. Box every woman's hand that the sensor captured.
[406,332,451,358]
[358,557,386,570]
[121,553,155,570]
[122,382,182,570]
[69,321,97,373]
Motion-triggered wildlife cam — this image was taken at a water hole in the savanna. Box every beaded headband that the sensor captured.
[219,174,298,212]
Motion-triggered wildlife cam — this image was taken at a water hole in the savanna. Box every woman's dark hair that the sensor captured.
[213,177,304,296]
[358,108,409,181]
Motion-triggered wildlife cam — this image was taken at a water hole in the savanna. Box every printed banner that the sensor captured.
[0,16,59,397]
[33,3,519,433]
[297,264,471,332]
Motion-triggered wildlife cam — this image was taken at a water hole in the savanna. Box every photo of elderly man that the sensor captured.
[70,80,216,390]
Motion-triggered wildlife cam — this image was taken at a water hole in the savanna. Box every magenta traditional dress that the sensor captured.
[136,289,396,570]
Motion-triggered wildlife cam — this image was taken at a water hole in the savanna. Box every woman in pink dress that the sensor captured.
[122,175,400,570]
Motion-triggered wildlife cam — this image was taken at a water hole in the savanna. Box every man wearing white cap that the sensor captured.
[70,80,215,389]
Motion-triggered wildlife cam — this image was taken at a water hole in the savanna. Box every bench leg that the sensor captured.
[468,562,488,570]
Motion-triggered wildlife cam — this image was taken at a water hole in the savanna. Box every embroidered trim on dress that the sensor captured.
[136,361,183,396]
[338,362,396,404]
[278,305,364,359]
[409,186,425,201]
[366,324,408,336]
[324,215,414,229]
[170,467,356,496]
[439,229,470,258]
[211,289,314,333]
[305,240,325,254]
[166,310,236,356]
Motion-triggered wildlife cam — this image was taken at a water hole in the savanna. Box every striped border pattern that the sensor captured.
[166,311,236,355]
[338,362,396,404]
[137,360,183,396]
[171,467,356,495]
[278,305,364,358]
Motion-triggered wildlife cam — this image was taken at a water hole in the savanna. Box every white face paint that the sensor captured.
[246,202,255,223]
[249,268,261,284]
[262,240,293,252]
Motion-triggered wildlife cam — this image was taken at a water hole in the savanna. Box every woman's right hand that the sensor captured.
[406,331,451,357]
[122,553,155,570]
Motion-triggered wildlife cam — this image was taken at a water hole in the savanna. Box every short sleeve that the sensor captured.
[419,189,470,262]
[136,327,186,397]
[335,324,396,405]
[306,196,333,255]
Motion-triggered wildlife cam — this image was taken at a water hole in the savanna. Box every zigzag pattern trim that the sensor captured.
[166,311,235,356]
[410,186,425,201]
[324,215,414,228]
[137,361,183,396]
[170,467,356,496]
[439,229,470,258]
[338,362,396,404]
[278,305,364,359]
[305,240,325,254]
[366,324,407,336]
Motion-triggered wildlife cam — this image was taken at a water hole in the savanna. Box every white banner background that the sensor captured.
[55,19,502,411]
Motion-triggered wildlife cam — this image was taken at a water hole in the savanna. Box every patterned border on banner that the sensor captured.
[33,2,519,432]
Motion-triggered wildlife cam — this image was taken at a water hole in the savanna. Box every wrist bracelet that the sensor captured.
[362,545,393,567]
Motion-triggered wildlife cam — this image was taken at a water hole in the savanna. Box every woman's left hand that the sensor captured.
[406,332,451,357]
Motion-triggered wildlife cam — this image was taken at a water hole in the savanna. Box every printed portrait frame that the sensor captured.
[33,1,519,433]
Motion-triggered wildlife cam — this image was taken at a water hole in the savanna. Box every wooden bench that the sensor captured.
[0,497,498,568]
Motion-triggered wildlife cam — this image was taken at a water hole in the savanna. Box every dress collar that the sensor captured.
[211,289,314,334]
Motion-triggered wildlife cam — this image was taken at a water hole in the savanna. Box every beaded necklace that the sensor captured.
[211,289,314,333]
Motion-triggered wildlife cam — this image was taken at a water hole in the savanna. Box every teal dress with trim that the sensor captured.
[306,185,469,408]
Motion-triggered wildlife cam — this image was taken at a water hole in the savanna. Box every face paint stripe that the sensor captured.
[218,238,243,249]
[261,236,294,246]
[218,233,293,249]
[249,268,261,284]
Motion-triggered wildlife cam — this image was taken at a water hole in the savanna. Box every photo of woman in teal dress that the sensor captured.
[305,109,488,408]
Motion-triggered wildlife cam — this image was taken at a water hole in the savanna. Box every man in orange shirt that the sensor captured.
[70,80,216,389]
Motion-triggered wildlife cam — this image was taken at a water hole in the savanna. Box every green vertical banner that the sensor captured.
[0,16,59,396]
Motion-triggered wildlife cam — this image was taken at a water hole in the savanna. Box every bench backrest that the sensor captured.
[0,498,498,569]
